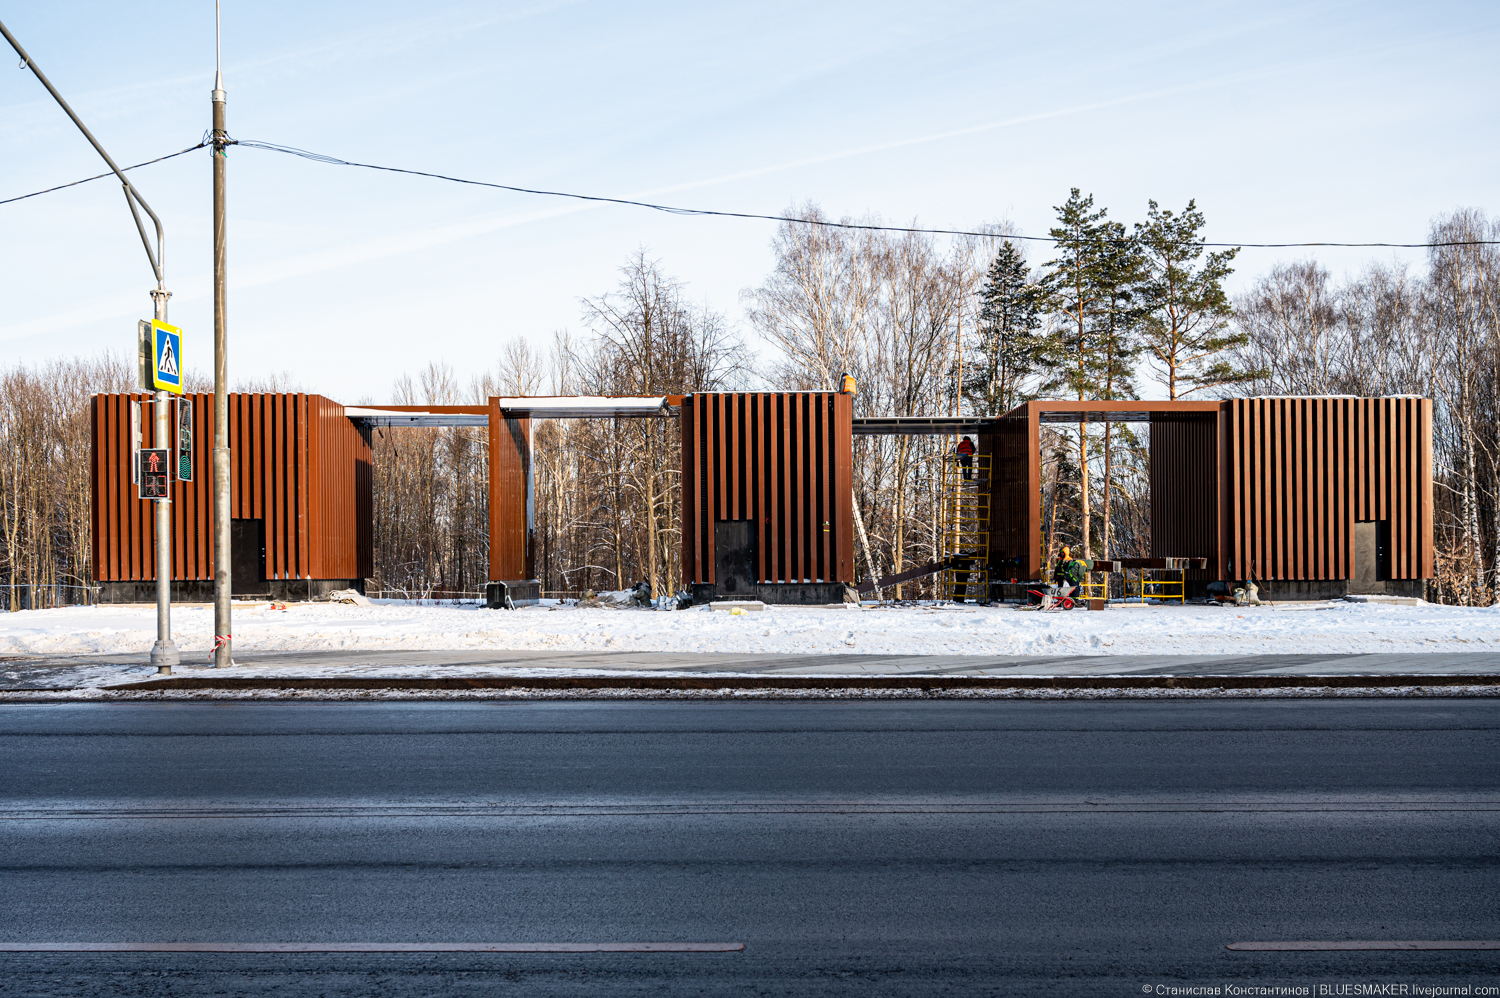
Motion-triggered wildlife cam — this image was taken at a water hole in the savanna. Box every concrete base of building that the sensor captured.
[1346,578,1428,599]
[96,579,365,604]
[1189,578,1429,601]
[692,582,858,606]
[486,580,542,609]
[1253,578,1428,601]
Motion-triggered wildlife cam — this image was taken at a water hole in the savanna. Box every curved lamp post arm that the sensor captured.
[0,18,166,286]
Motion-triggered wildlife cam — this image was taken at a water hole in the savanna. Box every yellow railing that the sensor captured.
[1077,573,1108,601]
[1124,568,1185,603]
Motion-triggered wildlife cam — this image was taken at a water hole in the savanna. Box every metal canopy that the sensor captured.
[853,416,994,435]
[344,409,488,428]
[346,396,672,427]
[493,396,672,418]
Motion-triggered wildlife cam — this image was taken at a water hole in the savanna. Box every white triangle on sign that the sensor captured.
[159,337,179,377]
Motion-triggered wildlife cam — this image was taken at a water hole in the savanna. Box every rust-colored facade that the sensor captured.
[90,392,371,598]
[991,397,1433,591]
[89,389,1431,604]
[1225,396,1433,583]
[681,392,855,602]
[487,399,533,583]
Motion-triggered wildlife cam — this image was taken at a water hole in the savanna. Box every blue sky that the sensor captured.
[2,0,1496,401]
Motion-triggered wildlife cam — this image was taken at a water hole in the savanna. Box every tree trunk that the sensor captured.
[1102,424,1113,561]
[1078,421,1091,559]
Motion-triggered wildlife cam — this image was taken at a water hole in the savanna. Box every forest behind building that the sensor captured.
[2,200,1498,609]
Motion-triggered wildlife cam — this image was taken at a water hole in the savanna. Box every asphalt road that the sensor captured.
[1,700,1498,996]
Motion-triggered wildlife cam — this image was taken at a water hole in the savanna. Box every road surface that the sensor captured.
[1,699,1497,995]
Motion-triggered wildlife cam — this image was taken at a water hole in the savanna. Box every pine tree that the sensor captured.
[1135,200,1248,398]
[1090,219,1147,559]
[1036,189,1110,559]
[964,241,1043,415]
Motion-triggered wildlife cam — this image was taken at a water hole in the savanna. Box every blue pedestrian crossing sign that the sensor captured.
[151,320,183,394]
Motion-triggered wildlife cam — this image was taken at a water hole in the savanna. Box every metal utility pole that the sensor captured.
[211,1,233,667]
[0,18,180,672]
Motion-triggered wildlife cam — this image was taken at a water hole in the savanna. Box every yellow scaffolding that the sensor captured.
[938,452,990,601]
[1124,568,1185,603]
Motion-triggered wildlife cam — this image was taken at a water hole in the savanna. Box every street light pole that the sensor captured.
[0,18,180,671]
[211,1,233,667]
[151,291,178,673]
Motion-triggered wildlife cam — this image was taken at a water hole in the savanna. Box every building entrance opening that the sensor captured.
[230,519,265,594]
[1353,520,1391,593]
[714,520,757,597]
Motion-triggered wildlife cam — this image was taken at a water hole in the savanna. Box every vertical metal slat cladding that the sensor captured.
[89,392,371,585]
[1148,413,1218,580]
[679,397,696,585]
[1223,395,1431,582]
[678,393,855,587]
[486,398,532,582]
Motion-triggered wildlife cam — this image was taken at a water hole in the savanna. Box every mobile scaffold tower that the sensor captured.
[938,451,990,601]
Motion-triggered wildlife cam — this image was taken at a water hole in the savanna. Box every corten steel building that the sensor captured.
[90,390,1433,605]
[680,392,856,604]
[91,392,372,602]
[985,396,1434,598]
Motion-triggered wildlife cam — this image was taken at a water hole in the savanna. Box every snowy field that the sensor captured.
[2,597,1499,659]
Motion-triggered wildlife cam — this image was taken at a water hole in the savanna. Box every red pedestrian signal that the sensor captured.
[140,448,171,499]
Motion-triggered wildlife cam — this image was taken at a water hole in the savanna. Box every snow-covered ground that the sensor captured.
[2,597,1499,659]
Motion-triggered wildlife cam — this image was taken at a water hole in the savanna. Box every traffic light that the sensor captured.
[139,448,171,499]
[176,398,194,482]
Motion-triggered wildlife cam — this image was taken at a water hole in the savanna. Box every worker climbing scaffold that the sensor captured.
[938,436,989,603]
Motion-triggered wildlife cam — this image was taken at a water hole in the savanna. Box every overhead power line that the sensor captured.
[5,136,1499,249]
[234,140,1499,249]
[0,141,206,206]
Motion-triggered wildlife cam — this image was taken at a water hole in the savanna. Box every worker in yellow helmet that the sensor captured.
[1035,545,1094,610]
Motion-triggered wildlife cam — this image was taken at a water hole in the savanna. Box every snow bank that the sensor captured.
[2,599,1499,658]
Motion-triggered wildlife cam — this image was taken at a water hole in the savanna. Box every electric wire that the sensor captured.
[228,139,1500,249]
[5,136,1499,249]
[0,141,207,206]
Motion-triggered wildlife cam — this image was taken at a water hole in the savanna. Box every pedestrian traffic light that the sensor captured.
[139,448,171,499]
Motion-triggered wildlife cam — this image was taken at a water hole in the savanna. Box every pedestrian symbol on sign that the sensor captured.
[158,338,177,377]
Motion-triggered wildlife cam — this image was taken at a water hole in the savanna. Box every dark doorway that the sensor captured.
[1353,520,1389,591]
[231,518,266,594]
[714,520,757,596]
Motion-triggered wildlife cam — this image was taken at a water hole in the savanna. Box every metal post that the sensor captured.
[211,3,233,667]
[150,290,179,673]
[0,18,179,673]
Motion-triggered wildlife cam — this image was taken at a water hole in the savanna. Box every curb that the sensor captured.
[90,674,1500,693]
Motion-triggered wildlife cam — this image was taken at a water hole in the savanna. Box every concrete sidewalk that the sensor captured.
[5,649,1500,691]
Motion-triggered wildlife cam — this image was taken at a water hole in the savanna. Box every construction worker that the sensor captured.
[956,435,976,481]
[839,372,857,394]
[1037,545,1090,610]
